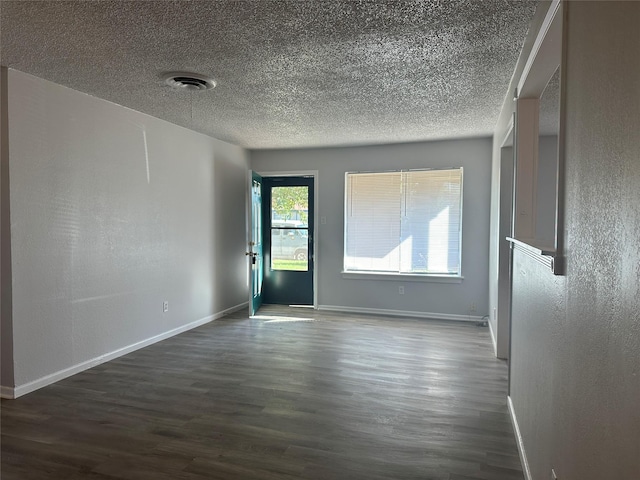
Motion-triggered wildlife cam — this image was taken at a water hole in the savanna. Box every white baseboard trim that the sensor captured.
[1,301,248,400]
[317,304,483,323]
[217,301,249,319]
[508,395,533,480]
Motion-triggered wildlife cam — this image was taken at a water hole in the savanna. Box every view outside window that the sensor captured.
[271,186,309,271]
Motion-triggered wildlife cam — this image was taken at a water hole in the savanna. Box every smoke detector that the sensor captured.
[163,72,216,91]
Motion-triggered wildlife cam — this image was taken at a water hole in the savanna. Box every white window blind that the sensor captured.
[344,168,462,275]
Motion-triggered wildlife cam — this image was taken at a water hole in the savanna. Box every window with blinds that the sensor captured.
[344,168,463,275]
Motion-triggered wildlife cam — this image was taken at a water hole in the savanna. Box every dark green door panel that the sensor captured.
[262,176,314,306]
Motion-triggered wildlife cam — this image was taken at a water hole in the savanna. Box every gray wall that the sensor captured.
[536,135,558,248]
[496,145,513,359]
[1,67,14,389]
[2,70,249,394]
[509,2,640,479]
[251,138,491,319]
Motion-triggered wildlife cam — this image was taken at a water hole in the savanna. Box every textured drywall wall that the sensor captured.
[6,69,249,390]
[509,2,640,479]
[251,138,491,318]
[1,67,14,388]
[510,252,566,478]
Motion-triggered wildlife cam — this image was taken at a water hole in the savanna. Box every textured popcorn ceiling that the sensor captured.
[0,1,538,149]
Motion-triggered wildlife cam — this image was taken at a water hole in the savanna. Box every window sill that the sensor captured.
[341,271,463,283]
[507,237,563,275]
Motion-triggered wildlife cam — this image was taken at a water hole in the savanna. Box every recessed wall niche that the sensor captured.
[510,0,565,275]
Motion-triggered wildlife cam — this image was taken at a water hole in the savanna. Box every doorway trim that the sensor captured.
[256,170,319,309]
[499,121,515,366]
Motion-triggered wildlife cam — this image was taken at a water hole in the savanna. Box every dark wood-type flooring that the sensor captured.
[1,306,523,480]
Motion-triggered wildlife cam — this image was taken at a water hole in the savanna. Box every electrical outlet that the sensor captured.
[470,303,477,313]
[163,301,169,313]
[320,216,327,225]
[398,286,405,295]
[551,469,558,480]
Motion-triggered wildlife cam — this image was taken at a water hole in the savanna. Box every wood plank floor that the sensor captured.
[1,306,523,480]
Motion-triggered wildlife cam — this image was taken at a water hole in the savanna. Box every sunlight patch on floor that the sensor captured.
[251,315,316,324]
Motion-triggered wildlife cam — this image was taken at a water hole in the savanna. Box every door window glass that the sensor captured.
[270,186,309,271]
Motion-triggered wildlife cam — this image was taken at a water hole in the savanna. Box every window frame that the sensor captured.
[342,167,464,281]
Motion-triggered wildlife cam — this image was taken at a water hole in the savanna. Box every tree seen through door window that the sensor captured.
[271,186,309,271]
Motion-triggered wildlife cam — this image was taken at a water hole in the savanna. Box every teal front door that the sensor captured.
[249,171,263,315]
[262,176,314,306]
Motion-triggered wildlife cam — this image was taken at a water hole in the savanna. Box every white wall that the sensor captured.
[2,69,249,397]
[251,138,492,320]
[508,2,640,479]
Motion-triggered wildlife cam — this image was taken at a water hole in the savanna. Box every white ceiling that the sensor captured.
[0,1,539,150]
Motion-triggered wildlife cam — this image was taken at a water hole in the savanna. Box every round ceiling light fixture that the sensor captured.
[163,72,216,91]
